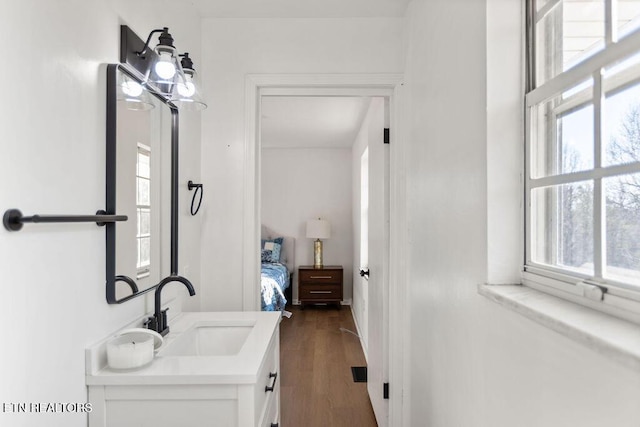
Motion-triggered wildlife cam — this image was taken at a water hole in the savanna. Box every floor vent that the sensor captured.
[351,366,367,383]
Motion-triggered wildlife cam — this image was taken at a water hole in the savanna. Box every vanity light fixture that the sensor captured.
[170,53,207,110]
[120,25,206,108]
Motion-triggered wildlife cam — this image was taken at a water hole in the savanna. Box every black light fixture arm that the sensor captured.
[137,27,172,57]
[3,209,127,232]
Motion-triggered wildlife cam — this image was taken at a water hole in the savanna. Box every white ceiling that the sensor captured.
[186,0,410,18]
[174,0,403,148]
[261,96,371,148]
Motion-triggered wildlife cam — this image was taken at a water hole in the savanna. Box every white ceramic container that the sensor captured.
[106,328,163,370]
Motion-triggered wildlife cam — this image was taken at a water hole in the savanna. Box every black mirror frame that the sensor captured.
[105,63,186,304]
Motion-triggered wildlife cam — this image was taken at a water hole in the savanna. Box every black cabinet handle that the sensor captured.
[265,371,278,392]
[271,424,279,427]
[359,268,369,278]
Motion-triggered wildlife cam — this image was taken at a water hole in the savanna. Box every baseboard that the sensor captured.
[349,305,368,363]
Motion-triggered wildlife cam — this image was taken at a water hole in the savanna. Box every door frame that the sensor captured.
[242,73,408,426]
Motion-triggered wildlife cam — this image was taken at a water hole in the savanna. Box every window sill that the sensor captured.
[478,283,640,370]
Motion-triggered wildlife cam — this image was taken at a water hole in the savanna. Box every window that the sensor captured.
[526,0,640,320]
[136,143,151,278]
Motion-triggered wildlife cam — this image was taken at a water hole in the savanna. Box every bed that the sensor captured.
[260,225,295,312]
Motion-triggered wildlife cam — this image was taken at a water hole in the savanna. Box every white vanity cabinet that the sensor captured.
[86,312,280,427]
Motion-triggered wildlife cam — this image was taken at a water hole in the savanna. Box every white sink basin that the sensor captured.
[86,312,281,385]
[160,321,255,356]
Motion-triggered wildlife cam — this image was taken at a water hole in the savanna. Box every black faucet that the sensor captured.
[145,275,195,336]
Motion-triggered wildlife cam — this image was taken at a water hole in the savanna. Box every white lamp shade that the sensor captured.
[306,219,330,239]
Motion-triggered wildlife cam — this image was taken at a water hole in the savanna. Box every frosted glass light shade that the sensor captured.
[143,44,184,96]
[117,68,155,111]
[148,45,180,86]
[306,219,330,239]
[169,68,207,111]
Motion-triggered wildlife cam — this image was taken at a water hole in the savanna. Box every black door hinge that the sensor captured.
[383,382,389,399]
[384,128,390,144]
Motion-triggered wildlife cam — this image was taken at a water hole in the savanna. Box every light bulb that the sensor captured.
[121,81,143,97]
[155,52,176,79]
[177,81,196,98]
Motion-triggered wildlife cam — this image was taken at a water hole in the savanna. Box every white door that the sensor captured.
[365,97,390,426]
[359,148,370,348]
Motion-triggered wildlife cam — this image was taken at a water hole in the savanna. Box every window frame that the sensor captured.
[136,142,152,279]
[525,0,640,324]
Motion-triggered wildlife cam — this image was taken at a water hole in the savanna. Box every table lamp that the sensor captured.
[306,218,330,269]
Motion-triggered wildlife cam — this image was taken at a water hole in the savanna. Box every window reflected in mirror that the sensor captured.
[136,143,151,278]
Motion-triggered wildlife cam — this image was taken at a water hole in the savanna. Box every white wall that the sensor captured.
[486,0,524,285]
[402,1,640,426]
[0,2,201,426]
[199,17,404,310]
[261,148,353,303]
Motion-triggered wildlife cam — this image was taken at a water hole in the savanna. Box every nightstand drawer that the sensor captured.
[299,285,342,300]
[299,269,342,284]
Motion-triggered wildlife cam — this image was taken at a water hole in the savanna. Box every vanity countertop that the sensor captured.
[85,311,280,386]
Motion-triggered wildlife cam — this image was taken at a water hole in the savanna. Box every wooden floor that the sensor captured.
[279,305,377,427]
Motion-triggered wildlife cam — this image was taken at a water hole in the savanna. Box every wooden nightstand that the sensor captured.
[298,265,343,309]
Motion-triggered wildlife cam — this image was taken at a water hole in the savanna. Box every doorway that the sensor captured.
[259,95,371,307]
[243,74,405,427]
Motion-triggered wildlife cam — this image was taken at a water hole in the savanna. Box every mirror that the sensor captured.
[106,64,172,303]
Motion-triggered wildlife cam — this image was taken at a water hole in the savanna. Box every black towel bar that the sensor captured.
[3,209,127,232]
